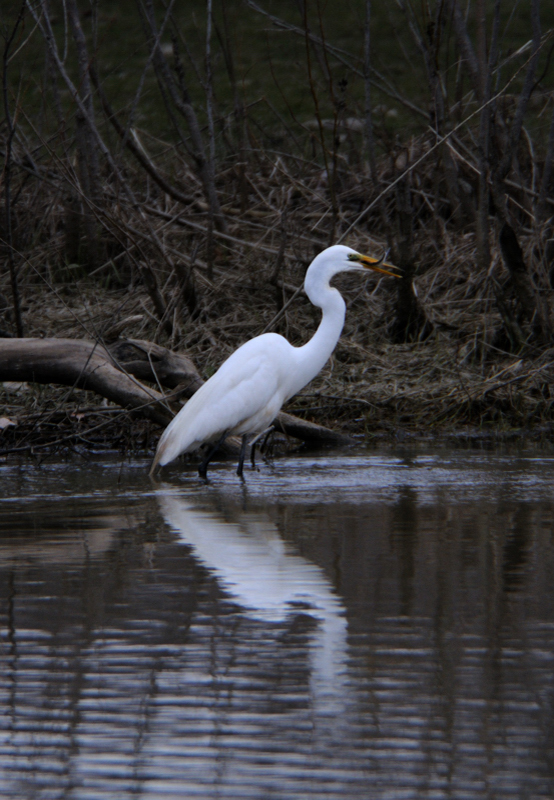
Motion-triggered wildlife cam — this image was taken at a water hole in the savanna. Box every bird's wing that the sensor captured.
[155,336,288,466]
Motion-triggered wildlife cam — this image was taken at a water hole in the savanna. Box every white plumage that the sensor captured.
[150,244,397,477]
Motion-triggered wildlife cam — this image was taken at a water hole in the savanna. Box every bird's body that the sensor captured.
[151,245,397,477]
[154,333,296,467]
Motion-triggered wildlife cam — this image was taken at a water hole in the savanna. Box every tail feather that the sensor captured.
[150,420,182,475]
[149,406,205,475]
[149,448,163,477]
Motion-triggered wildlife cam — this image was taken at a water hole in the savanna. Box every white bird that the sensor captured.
[150,244,398,478]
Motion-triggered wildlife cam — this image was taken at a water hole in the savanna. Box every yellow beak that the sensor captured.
[348,251,401,278]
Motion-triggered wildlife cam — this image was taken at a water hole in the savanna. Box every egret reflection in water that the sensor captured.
[4,453,554,799]
[156,486,349,712]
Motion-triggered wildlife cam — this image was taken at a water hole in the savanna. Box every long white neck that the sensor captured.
[286,276,346,398]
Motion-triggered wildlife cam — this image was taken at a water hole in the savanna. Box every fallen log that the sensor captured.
[275,412,352,446]
[0,337,353,449]
[0,338,173,427]
[106,338,203,394]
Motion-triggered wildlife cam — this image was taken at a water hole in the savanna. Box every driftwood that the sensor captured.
[275,412,352,446]
[106,338,204,394]
[0,338,174,427]
[0,337,352,449]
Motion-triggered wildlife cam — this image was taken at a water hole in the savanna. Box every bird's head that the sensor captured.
[307,244,400,284]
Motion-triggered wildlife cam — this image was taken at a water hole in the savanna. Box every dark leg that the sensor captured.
[198,430,228,479]
[237,434,249,478]
[249,426,275,470]
[260,426,275,455]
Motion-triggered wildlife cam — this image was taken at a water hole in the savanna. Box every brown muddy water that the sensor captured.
[2,447,554,799]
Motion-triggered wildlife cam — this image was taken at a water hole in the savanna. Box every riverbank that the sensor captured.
[2,3,554,460]
[2,268,554,461]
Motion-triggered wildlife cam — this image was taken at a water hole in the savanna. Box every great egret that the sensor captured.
[150,244,398,478]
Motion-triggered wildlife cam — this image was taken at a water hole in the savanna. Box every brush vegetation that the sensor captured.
[1,0,554,458]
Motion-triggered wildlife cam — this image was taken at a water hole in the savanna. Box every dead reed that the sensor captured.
[2,1,554,455]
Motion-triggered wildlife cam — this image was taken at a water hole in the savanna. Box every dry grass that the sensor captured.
[3,1,554,460]
[2,127,554,459]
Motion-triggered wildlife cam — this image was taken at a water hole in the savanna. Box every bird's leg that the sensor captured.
[249,426,275,469]
[198,431,228,479]
[237,434,249,478]
[260,426,275,457]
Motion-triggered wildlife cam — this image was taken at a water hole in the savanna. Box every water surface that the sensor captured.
[2,447,554,798]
